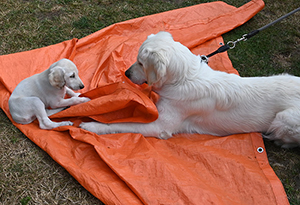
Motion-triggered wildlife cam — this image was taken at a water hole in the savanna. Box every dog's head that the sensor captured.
[126,32,176,90]
[125,31,195,90]
[48,58,84,90]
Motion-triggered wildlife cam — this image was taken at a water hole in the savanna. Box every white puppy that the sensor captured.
[80,31,300,148]
[9,58,90,129]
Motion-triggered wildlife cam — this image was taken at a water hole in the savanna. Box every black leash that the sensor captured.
[201,6,300,63]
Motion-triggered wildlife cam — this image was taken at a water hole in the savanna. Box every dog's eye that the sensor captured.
[70,73,75,78]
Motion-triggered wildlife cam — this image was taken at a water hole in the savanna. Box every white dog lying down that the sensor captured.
[9,58,90,129]
[80,31,300,148]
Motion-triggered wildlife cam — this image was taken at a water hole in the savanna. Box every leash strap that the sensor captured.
[201,6,300,64]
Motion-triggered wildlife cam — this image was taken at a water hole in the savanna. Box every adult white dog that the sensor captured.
[9,58,90,129]
[80,31,300,148]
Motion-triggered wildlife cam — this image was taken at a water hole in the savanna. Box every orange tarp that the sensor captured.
[0,0,290,204]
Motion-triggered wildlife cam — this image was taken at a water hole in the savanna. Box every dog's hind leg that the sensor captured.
[46,107,67,116]
[265,108,300,148]
[29,97,73,129]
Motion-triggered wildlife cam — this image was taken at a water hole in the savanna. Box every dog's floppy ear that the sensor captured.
[145,51,167,87]
[49,67,65,89]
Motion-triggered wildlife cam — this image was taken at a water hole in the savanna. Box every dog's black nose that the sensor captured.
[80,84,84,89]
[125,69,131,79]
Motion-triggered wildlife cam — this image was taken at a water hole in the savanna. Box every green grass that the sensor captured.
[223,0,300,76]
[0,0,300,204]
[20,196,31,205]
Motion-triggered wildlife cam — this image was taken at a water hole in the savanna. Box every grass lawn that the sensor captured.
[0,0,299,204]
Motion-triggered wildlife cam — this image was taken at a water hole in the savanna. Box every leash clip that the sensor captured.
[200,55,209,64]
[202,33,248,63]
[227,35,247,49]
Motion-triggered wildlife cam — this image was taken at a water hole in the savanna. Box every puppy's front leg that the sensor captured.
[65,87,81,97]
[54,95,90,108]
[80,121,173,139]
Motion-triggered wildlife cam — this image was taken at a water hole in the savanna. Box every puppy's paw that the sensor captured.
[72,96,90,104]
[41,120,73,129]
[59,121,74,126]
[80,122,110,135]
[79,97,91,103]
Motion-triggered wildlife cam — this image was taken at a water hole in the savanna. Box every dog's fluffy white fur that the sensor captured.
[80,32,300,148]
[9,58,90,129]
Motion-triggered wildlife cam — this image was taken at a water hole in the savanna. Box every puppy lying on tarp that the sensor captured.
[81,31,300,148]
[9,58,90,129]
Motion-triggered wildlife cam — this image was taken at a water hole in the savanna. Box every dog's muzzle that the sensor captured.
[125,66,147,85]
[125,69,131,79]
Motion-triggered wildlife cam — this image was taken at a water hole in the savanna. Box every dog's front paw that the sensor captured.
[80,122,110,135]
[79,97,91,103]
[60,121,74,126]
[41,120,73,129]
[158,131,173,139]
[72,96,91,104]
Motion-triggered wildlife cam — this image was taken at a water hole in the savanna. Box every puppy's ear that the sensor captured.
[49,67,65,89]
[146,51,167,87]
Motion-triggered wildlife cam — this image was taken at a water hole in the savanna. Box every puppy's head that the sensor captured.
[125,32,175,90]
[49,58,84,90]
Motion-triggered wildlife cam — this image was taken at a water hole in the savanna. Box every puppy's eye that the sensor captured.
[70,73,75,78]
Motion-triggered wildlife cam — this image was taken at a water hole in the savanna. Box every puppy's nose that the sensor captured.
[80,84,84,89]
[125,69,131,79]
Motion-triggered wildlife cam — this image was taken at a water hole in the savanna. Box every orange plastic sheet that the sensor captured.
[0,0,290,204]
